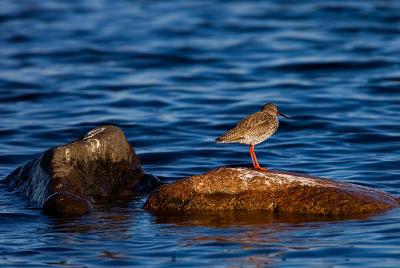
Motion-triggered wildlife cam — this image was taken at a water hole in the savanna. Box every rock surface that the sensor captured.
[4,125,148,216]
[145,167,400,216]
[43,192,93,217]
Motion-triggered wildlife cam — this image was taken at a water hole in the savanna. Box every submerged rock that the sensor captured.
[43,192,93,217]
[145,167,399,216]
[4,125,155,216]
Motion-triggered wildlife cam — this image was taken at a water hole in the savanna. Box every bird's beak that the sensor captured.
[277,111,289,118]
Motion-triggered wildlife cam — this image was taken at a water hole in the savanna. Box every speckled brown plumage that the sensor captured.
[216,103,287,171]
[215,111,278,145]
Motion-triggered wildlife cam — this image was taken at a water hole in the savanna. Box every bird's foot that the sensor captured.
[254,166,269,172]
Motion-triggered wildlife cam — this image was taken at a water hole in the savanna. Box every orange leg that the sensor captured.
[250,145,268,171]
[249,145,256,168]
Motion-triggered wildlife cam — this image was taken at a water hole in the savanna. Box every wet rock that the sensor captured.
[145,167,399,216]
[4,125,147,216]
[131,173,163,193]
[43,192,93,217]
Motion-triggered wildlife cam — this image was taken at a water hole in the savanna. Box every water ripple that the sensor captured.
[0,0,400,267]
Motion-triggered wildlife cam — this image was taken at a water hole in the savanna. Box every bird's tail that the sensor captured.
[215,133,243,143]
[215,136,225,143]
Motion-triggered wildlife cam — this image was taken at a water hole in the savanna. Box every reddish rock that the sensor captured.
[145,167,399,216]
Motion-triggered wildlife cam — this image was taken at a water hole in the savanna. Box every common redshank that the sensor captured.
[215,103,288,171]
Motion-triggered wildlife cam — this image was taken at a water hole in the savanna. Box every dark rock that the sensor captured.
[145,167,399,216]
[131,173,163,193]
[4,125,145,216]
[43,192,92,217]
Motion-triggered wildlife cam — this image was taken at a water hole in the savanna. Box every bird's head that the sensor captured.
[261,103,289,118]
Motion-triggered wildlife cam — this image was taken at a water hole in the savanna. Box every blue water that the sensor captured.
[1,0,400,267]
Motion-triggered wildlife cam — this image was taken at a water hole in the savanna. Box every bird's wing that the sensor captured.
[235,111,266,129]
[223,112,276,140]
[247,119,278,140]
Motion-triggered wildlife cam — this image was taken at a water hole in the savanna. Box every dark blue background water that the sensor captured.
[1,0,400,267]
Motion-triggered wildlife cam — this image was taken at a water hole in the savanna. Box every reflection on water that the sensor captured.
[1,0,400,267]
[151,210,376,227]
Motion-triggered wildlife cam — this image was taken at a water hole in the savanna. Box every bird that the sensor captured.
[215,103,288,171]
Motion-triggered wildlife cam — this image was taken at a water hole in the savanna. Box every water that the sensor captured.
[1,0,400,267]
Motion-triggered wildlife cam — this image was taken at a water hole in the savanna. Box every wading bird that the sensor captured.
[216,103,288,171]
